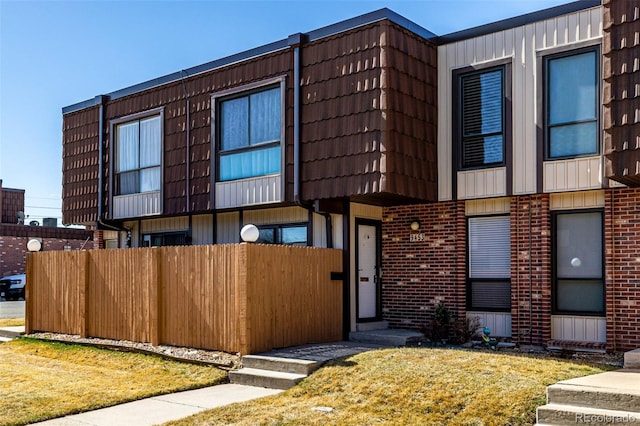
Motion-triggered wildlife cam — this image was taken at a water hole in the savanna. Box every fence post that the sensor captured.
[24,253,33,334]
[79,251,90,337]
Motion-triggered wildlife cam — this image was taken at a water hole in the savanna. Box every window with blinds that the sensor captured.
[468,216,511,311]
[459,67,505,169]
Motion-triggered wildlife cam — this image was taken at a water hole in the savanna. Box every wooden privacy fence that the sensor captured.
[25,244,343,354]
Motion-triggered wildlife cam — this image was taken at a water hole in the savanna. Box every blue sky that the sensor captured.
[0,0,569,226]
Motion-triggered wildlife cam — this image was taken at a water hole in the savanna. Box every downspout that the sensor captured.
[95,94,130,240]
[529,196,533,346]
[288,33,305,203]
[180,70,191,213]
[611,188,616,352]
[96,95,107,225]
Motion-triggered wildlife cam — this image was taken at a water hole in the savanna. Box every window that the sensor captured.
[256,224,307,246]
[142,232,189,247]
[216,85,282,181]
[467,216,511,311]
[115,114,162,195]
[553,211,604,315]
[458,66,506,169]
[545,47,599,159]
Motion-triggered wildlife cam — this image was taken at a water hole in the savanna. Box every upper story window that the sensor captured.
[114,114,162,195]
[458,66,506,169]
[215,84,282,182]
[545,47,599,159]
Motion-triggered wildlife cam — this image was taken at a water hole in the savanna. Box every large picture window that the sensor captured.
[217,86,281,181]
[553,211,604,315]
[458,66,506,169]
[115,114,162,195]
[467,216,511,311]
[545,47,599,159]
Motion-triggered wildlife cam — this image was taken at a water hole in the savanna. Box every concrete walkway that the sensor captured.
[34,384,281,425]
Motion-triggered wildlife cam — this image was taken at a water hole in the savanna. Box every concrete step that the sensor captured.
[536,403,640,425]
[0,336,13,343]
[241,355,320,376]
[356,321,388,332]
[625,349,640,369]
[349,328,424,346]
[547,383,640,413]
[229,368,307,390]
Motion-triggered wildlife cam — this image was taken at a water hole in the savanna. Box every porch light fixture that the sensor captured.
[27,239,42,252]
[410,221,421,231]
[240,224,260,243]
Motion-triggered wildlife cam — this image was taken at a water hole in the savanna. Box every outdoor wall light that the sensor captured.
[27,239,42,252]
[240,224,260,243]
[410,221,421,231]
[570,257,582,268]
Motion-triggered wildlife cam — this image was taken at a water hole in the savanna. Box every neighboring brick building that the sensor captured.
[0,180,95,277]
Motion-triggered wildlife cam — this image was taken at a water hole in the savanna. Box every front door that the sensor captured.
[357,220,381,321]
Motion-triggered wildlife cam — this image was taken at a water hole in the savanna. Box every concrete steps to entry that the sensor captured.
[349,328,424,346]
[229,355,320,390]
[536,368,640,425]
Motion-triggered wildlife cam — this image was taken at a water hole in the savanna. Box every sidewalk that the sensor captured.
[34,384,282,426]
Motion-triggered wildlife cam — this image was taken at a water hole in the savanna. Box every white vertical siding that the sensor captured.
[313,213,327,248]
[457,168,507,199]
[549,190,604,210]
[192,214,213,245]
[467,312,512,338]
[215,175,281,208]
[113,191,162,219]
[216,212,240,244]
[551,315,606,343]
[437,6,602,201]
[543,157,602,192]
[465,197,511,216]
[243,206,308,225]
[140,217,188,234]
[331,213,344,250]
[122,221,139,248]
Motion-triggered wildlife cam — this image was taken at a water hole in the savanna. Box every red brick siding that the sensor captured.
[382,191,640,351]
[0,235,96,277]
[605,188,640,352]
[381,201,466,329]
[510,194,551,347]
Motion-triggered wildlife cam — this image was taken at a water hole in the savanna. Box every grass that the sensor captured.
[0,318,24,327]
[167,347,611,426]
[0,338,228,426]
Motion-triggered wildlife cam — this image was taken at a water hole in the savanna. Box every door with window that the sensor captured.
[357,220,381,321]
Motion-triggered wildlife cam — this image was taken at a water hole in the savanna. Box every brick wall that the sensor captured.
[382,191,640,351]
[606,188,640,352]
[510,194,551,347]
[381,201,466,329]
[0,225,95,277]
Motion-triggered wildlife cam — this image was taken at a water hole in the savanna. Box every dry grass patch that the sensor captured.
[0,338,227,426]
[168,347,610,426]
[0,318,24,327]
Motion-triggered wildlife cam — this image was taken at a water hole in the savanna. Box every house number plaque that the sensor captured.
[409,233,425,242]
